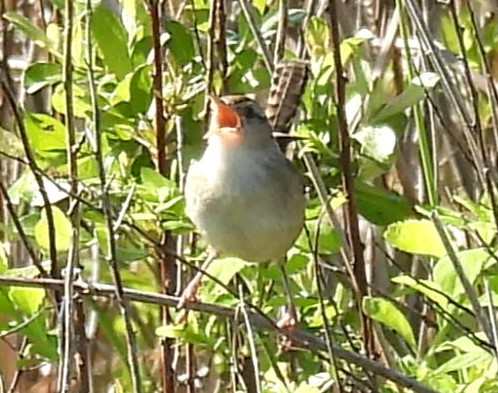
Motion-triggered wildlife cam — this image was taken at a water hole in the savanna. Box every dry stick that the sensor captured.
[402,0,485,188]
[236,0,274,73]
[214,0,228,95]
[88,5,142,392]
[306,222,343,392]
[273,0,287,64]
[463,0,498,233]
[0,79,58,277]
[328,0,373,356]
[0,180,48,277]
[297,0,318,58]
[6,337,28,393]
[0,276,439,393]
[146,2,175,392]
[56,0,84,389]
[237,287,262,393]
[431,212,492,344]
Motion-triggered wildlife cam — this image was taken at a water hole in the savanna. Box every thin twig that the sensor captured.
[274,0,287,64]
[328,0,372,356]
[88,2,143,389]
[0,180,48,277]
[431,211,492,343]
[56,0,81,388]
[306,223,343,392]
[0,275,439,393]
[146,2,175,392]
[462,0,498,230]
[0,78,58,277]
[236,0,273,73]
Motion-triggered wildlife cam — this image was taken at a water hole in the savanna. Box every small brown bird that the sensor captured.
[180,95,305,327]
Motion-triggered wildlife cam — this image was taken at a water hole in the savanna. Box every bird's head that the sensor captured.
[205,95,273,146]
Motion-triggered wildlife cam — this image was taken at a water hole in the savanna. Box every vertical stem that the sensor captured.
[328,0,373,356]
[57,0,80,388]
[88,1,143,390]
[147,1,175,392]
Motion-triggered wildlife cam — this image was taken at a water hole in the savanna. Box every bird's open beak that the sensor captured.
[204,95,241,140]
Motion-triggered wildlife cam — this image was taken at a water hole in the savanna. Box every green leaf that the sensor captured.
[129,64,152,114]
[3,261,52,278]
[24,112,66,152]
[51,84,91,118]
[305,16,329,57]
[204,257,247,287]
[0,128,24,157]
[372,73,440,123]
[4,12,61,57]
[392,275,448,309]
[0,243,7,273]
[435,351,491,374]
[24,62,62,94]
[384,219,446,257]
[296,219,340,254]
[356,182,413,226]
[165,21,195,66]
[353,125,396,163]
[8,287,45,314]
[434,248,490,297]
[156,321,211,346]
[140,167,179,203]
[92,5,132,79]
[34,206,72,252]
[363,296,416,349]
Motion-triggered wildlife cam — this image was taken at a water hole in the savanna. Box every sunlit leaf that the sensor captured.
[8,287,45,315]
[434,248,491,297]
[356,182,412,226]
[363,296,416,349]
[34,206,72,252]
[372,73,440,123]
[353,125,396,163]
[24,112,66,152]
[384,219,446,257]
[4,12,61,57]
[24,62,62,94]
[92,5,132,79]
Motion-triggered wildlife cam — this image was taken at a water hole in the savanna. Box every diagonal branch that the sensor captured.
[0,275,438,393]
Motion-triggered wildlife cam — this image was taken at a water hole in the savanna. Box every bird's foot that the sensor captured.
[177,282,200,310]
[277,306,297,350]
[175,281,201,324]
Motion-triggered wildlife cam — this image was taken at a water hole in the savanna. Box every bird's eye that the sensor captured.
[241,105,265,122]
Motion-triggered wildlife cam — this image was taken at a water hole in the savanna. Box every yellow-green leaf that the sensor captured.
[384,219,446,257]
[363,296,416,349]
[34,206,72,252]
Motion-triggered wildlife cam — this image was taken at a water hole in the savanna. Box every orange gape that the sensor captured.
[214,99,240,128]
[205,96,242,141]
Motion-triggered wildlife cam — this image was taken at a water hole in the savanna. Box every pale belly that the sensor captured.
[190,191,303,262]
[185,145,305,262]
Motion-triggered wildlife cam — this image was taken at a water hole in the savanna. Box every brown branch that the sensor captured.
[0,78,58,278]
[327,0,373,356]
[0,275,439,393]
[89,4,143,390]
[146,1,175,392]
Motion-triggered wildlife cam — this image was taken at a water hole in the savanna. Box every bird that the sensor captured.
[179,94,306,328]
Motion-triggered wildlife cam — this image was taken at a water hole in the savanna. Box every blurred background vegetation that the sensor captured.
[1,0,498,392]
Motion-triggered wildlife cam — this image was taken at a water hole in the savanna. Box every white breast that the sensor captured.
[185,138,305,262]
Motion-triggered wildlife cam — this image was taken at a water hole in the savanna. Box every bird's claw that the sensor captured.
[277,307,298,350]
[175,282,201,324]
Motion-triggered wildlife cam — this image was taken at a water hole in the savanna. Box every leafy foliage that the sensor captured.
[1,1,498,392]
